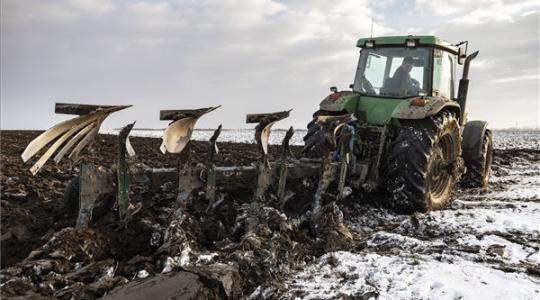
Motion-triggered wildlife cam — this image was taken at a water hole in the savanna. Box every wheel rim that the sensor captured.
[428,133,455,202]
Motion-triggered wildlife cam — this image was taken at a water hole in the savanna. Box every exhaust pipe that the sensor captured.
[457,51,479,124]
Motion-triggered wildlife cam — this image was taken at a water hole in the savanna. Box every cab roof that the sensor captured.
[357,35,459,54]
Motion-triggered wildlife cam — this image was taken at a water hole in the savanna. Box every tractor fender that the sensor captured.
[462,120,489,160]
[319,91,360,114]
[391,97,461,121]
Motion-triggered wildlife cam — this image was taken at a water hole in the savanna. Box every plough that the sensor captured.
[22,103,353,226]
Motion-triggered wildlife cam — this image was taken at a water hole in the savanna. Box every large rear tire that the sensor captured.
[384,112,462,213]
[461,130,493,188]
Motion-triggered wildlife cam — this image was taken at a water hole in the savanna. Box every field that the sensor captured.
[1,129,539,299]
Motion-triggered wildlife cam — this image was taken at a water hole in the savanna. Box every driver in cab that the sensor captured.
[388,56,415,96]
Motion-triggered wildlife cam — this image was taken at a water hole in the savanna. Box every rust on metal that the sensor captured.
[55,103,131,115]
[160,106,220,121]
[76,165,114,228]
[246,109,292,124]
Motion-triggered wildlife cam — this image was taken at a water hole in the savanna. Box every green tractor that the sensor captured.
[303,35,493,213]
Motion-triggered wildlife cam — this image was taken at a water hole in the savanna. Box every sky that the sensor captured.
[1,0,539,130]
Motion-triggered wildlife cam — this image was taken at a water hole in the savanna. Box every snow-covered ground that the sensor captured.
[102,128,307,146]
[286,251,537,299]
[492,130,540,150]
[104,129,540,150]
[282,133,540,300]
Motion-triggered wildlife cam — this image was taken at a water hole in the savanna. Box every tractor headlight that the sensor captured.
[406,39,416,47]
[365,40,374,48]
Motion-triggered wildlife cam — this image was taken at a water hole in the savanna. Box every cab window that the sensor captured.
[433,49,456,99]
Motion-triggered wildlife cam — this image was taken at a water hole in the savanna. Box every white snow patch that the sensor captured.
[196,252,218,264]
[459,234,540,264]
[427,206,540,235]
[288,251,540,300]
[137,270,149,279]
[161,245,192,273]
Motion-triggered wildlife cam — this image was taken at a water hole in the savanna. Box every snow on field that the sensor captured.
[103,129,540,150]
[102,128,307,146]
[282,131,540,300]
[286,252,538,300]
[493,130,540,150]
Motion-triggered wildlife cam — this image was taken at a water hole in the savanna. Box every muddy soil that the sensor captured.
[1,130,539,299]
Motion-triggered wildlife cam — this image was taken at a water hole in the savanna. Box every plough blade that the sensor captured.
[246,110,292,200]
[29,116,99,174]
[22,103,131,175]
[160,106,220,154]
[259,121,275,156]
[206,125,223,204]
[54,121,97,163]
[126,134,136,158]
[68,120,102,163]
[277,127,295,201]
[160,106,220,206]
[247,109,292,157]
[209,125,222,159]
[117,122,136,220]
[160,117,197,154]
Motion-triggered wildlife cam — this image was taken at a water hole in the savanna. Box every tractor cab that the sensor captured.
[353,36,462,101]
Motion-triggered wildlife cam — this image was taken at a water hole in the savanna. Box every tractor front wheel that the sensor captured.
[461,130,493,188]
[303,110,346,158]
[385,112,462,213]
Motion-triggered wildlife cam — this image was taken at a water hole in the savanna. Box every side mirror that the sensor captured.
[330,86,338,93]
[458,47,466,65]
[349,83,354,89]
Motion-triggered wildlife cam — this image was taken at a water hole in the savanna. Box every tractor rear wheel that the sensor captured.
[303,110,345,158]
[461,130,493,188]
[384,111,462,213]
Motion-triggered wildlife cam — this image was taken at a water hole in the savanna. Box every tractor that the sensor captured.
[303,35,493,213]
[23,35,494,220]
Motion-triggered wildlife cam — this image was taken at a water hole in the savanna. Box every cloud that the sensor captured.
[1,0,538,130]
[489,74,539,84]
[373,0,539,128]
[1,0,387,130]
[416,0,539,24]
[71,0,115,14]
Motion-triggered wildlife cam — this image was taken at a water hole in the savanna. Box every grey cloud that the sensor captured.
[1,0,538,131]
[372,1,539,128]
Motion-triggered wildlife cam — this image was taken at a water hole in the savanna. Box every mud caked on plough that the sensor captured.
[22,103,355,227]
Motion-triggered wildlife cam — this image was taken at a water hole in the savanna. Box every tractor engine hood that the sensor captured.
[319,91,359,113]
[318,91,461,126]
